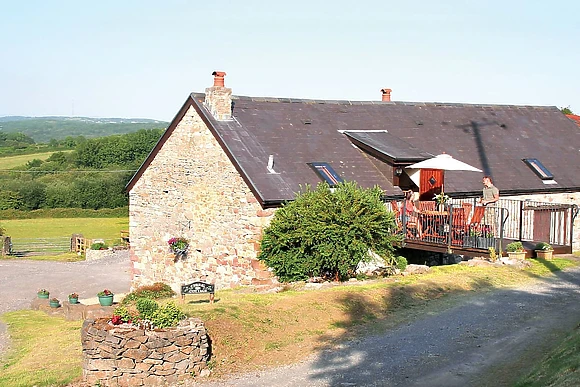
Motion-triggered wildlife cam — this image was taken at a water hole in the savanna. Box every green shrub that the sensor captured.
[506,241,524,252]
[488,247,498,262]
[258,181,402,282]
[136,298,159,320]
[90,242,108,250]
[113,306,135,323]
[151,301,186,328]
[395,256,408,271]
[121,282,176,304]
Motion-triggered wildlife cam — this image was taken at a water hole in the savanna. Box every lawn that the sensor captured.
[1,217,128,241]
[0,258,577,386]
[0,218,128,258]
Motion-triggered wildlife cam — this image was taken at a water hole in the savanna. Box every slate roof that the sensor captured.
[128,92,580,207]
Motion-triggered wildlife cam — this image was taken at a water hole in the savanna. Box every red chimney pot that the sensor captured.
[381,88,392,102]
[212,71,226,87]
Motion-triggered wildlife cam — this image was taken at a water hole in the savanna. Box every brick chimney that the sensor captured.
[204,71,232,120]
[381,88,392,102]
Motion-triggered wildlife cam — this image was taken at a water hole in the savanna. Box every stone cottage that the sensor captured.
[127,71,580,290]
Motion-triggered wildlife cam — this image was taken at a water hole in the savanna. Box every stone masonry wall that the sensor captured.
[503,192,580,251]
[129,105,274,292]
[81,317,209,386]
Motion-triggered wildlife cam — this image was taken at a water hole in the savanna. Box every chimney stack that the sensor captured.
[212,71,226,87]
[205,71,232,120]
[381,88,392,102]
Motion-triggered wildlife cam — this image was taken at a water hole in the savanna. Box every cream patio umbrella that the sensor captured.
[406,153,482,172]
[405,153,482,197]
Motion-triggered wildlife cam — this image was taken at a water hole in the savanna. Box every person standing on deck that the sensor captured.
[479,176,500,236]
[480,176,499,206]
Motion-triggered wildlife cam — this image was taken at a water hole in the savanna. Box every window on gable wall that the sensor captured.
[523,158,554,180]
[307,162,344,187]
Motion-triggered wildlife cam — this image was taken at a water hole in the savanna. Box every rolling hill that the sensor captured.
[0,116,169,143]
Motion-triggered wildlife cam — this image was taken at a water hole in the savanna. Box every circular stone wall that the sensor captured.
[81,317,210,386]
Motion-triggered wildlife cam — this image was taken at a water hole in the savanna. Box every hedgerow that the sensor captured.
[258,181,402,282]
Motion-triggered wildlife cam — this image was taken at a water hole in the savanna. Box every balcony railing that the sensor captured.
[389,198,578,252]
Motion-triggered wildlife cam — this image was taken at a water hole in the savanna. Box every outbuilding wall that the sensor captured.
[503,192,580,251]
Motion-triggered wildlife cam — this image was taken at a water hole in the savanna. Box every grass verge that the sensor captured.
[0,252,84,262]
[514,323,580,387]
[0,258,577,386]
[0,311,82,387]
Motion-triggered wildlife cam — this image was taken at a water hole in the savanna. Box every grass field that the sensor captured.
[0,150,72,170]
[1,217,128,245]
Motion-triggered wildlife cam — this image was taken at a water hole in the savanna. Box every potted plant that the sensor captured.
[49,297,60,308]
[37,289,50,299]
[535,242,554,260]
[68,292,79,304]
[506,241,526,260]
[168,237,189,257]
[433,193,450,211]
[97,289,114,306]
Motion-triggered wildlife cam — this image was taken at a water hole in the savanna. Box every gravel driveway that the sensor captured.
[0,255,131,357]
[191,263,580,387]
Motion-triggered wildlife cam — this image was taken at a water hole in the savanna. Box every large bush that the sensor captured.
[258,182,402,282]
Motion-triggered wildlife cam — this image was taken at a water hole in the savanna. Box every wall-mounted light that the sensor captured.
[395,167,403,177]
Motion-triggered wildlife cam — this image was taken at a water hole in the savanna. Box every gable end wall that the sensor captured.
[129,105,274,291]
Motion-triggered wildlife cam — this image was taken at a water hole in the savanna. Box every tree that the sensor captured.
[17,181,46,210]
[560,106,574,115]
[258,181,402,282]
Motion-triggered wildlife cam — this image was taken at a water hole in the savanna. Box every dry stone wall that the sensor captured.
[129,105,275,292]
[81,317,209,386]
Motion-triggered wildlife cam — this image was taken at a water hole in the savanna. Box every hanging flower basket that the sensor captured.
[168,237,189,257]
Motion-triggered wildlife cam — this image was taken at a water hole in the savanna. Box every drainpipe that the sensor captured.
[570,205,579,250]
[518,201,524,242]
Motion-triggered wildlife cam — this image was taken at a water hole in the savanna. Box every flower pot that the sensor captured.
[49,300,60,308]
[507,251,526,260]
[98,294,114,306]
[37,293,50,299]
[535,250,553,260]
[69,297,79,304]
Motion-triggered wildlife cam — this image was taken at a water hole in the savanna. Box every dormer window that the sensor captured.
[307,162,343,187]
[523,158,553,180]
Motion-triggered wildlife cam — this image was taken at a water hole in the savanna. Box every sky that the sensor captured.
[1,0,579,121]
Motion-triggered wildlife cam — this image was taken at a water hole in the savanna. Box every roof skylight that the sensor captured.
[523,158,553,180]
[307,162,343,187]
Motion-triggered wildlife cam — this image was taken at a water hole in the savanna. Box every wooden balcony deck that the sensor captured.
[391,198,578,259]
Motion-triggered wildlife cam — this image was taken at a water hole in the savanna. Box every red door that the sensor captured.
[419,169,444,201]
